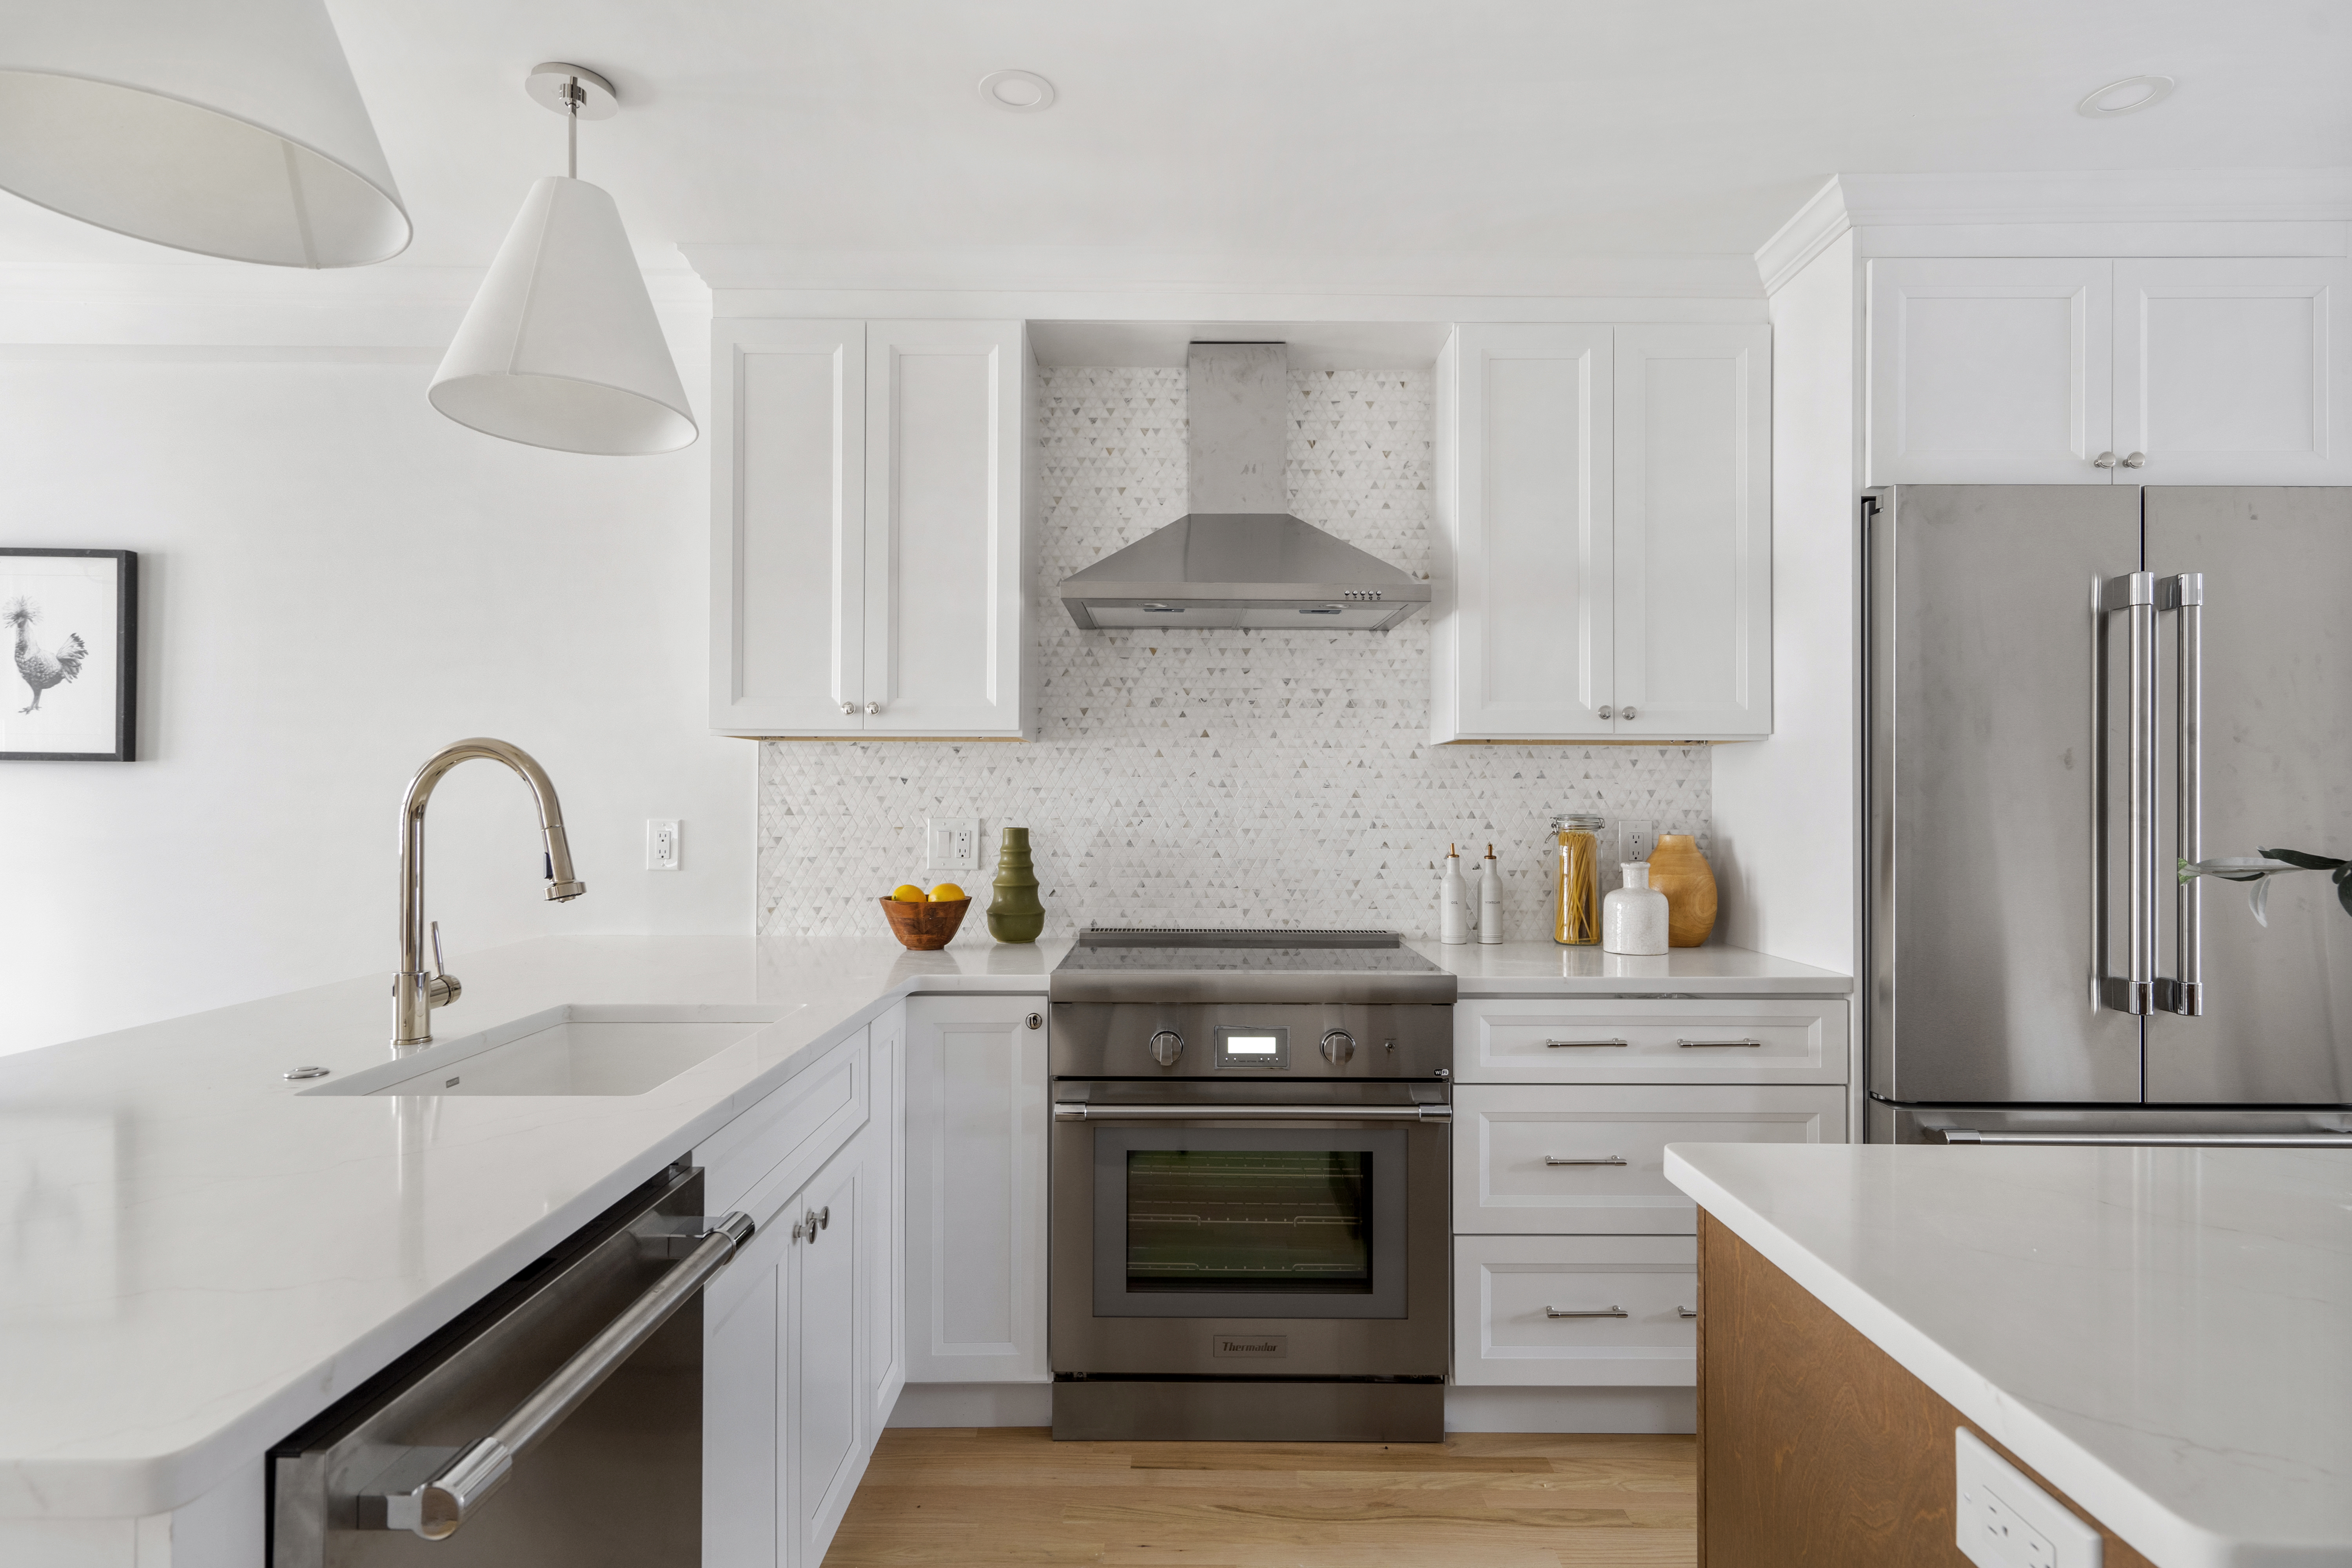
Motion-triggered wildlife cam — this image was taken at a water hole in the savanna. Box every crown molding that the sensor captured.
[1755,168,2352,293]
[680,244,1765,302]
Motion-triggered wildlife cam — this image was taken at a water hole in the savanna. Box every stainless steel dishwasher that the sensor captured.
[269,1162,751,1566]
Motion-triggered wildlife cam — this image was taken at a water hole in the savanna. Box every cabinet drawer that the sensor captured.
[1455,997,1848,1084]
[697,1029,868,1222]
[1453,1234,1696,1387]
[1453,1084,1844,1235]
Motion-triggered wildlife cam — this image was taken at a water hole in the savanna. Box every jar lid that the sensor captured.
[1550,813,1606,831]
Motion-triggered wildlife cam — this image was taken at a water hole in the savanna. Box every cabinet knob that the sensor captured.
[1149,1029,1183,1066]
[2122,451,2147,469]
[839,702,855,716]
[864,701,881,715]
[2093,450,2120,469]
[1319,1029,1356,1066]
[1028,1011,1045,1031]
[1597,705,1613,720]
[1621,705,1638,720]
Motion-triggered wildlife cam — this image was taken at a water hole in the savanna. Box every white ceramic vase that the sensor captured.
[1602,862,1670,956]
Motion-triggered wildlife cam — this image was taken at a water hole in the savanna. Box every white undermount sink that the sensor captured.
[298,1004,804,1097]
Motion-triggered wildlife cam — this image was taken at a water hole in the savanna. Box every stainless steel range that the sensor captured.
[1048,928,1457,1443]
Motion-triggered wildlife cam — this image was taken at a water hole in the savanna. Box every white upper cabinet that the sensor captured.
[1431,325,1615,740]
[1869,256,2352,485]
[2114,259,2352,483]
[1867,258,2114,485]
[713,318,1034,737]
[1431,323,1771,742]
[1612,326,1772,739]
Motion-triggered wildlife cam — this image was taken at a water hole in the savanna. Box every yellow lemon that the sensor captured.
[929,883,966,902]
[890,884,927,902]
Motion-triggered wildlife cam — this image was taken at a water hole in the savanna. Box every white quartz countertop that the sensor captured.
[0,934,1065,1520]
[1404,938,1851,995]
[1664,1143,2352,1568]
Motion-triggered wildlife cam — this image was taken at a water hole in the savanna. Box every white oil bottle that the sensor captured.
[1478,843,1503,944]
[1439,844,1471,944]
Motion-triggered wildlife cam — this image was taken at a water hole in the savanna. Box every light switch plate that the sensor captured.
[1619,818,1657,865]
[646,819,681,872]
[926,817,978,874]
[1956,1428,2101,1568]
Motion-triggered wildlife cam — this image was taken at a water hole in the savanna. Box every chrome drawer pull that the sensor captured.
[1675,1038,1764,1049]
[1678,1305,1698,1319]
[1544,1038,1629,1048]
[1546,1305,1628,1319]
[1544,1154,1627,1166]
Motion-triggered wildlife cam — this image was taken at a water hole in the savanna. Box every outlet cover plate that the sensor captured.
[1955,1428,2100,1568]
[1619,818,1657,866]
[646,819,681,872]
[926,817,979,874]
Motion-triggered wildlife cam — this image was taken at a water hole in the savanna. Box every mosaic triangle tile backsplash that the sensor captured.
[758,366,1711,941]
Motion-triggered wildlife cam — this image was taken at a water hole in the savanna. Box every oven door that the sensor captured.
[1050,1085,1450,1379]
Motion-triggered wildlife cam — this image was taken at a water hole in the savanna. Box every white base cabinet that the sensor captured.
[903,995,1050,1384]
[1453,1235,1700,1387]
[1867,256,2352,485]
[701,1020,902,1568]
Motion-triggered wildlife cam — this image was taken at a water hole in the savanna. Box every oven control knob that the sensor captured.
[1320,1029,1357,1067]
[1149,1029,1184,1067]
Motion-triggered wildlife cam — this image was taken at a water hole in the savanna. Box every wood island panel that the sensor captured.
[1696,1211,2157,1568]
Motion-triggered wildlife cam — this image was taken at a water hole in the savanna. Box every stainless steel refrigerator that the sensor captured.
[1866,485,2352,1145]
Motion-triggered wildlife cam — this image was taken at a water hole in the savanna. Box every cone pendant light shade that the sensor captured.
[0,0,408,267]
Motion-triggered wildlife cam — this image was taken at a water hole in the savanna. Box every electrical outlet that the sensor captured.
[925,817,979,874]
[646,819,680,872]
[1955,1428,2101,1568]
[1620,818,1657,865]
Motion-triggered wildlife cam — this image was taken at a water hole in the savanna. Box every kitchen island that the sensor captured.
[1665,1142,2352,1568]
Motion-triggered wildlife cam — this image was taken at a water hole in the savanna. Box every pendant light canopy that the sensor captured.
[0,0,408,267]
[428,64,696,457]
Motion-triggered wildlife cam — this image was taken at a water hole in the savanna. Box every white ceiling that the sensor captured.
[2,0,2347,281]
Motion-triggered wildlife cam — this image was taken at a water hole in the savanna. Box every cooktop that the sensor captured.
[1051,927,1455,1004]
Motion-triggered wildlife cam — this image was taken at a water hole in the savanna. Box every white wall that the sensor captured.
[1711,232,1860,976]
[0,331,752,1056]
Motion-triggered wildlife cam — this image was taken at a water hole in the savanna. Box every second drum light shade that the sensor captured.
[428,64,696,456]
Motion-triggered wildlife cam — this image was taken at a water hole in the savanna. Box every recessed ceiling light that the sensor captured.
[979,69,1056,113]
[2077,75,2176,117]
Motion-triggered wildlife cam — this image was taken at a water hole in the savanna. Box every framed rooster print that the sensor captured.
[0,549,136,762]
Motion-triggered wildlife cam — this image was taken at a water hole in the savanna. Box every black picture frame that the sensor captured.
[0,548,138,762]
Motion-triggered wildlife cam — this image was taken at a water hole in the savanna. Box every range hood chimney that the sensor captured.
[1056,343,1429,631]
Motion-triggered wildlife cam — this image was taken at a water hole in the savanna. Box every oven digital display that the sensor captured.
[1214,1026,1290,1069]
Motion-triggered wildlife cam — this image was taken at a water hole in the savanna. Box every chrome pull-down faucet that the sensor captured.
[394,738,585,1047]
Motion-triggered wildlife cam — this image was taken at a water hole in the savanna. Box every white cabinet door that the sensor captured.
[862,321,1032,736]
[712,320,867,734]
[1867,259,2115,484]
[785,1140,865,1568]
[704,1212,784,1568]
[1612,325,1772,739]
[904,995,1049,1383]
[1431,325,1615,741]
[2114,259,2352,483]
[863,1003,906,1430]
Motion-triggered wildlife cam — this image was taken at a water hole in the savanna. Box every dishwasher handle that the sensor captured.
[386,1210,755,1540]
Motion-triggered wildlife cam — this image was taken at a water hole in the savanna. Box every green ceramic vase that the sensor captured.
[985,826,1046,943]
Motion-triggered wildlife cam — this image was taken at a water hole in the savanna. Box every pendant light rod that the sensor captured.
[567,83,578,179]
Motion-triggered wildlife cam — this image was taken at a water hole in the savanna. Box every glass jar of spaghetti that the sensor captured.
[1551,814,1606,945]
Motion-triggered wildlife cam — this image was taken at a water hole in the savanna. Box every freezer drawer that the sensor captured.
[1454,998,1847,1085]
[1452,1085,1845,1235]
[1452,1234,1697,1387]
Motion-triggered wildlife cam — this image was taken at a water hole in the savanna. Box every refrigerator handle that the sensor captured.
[2157,573,2204,1016]
[2096,572,2156,1015]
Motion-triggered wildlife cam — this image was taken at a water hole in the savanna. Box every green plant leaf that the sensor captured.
[2259,847,2349,871]
[2341,877,2352,919]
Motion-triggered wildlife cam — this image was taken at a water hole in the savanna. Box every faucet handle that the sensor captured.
[426,920,463,1009]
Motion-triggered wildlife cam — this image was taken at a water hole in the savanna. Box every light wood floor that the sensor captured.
[821,1427,1696,1568]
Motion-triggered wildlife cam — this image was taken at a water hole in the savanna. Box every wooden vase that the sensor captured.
[1650,833,1718,947]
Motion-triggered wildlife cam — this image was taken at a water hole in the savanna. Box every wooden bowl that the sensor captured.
[880,896,971,951]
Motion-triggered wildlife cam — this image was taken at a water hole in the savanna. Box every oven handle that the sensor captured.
[1053,1101,1450,1122]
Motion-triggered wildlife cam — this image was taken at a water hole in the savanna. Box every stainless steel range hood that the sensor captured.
[1057,343,1430,631]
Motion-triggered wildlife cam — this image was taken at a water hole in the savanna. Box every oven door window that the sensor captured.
[1091,1126,1411,1319]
